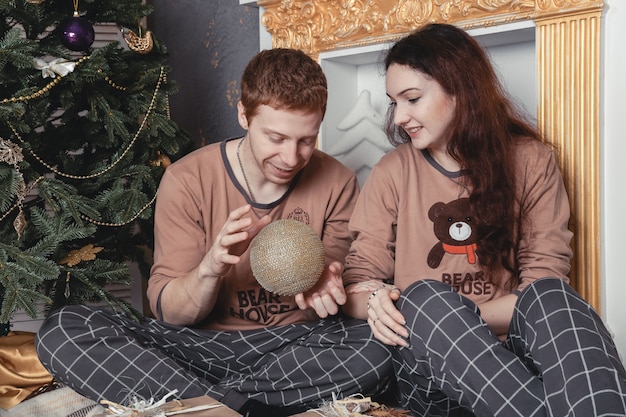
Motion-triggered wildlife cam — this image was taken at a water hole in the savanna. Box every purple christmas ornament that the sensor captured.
[58,15,95,52]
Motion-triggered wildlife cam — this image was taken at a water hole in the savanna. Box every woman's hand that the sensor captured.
[361,285,409,347]
[295,261,347,318]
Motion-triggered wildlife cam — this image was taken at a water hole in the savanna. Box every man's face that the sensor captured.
[238,103,323,186]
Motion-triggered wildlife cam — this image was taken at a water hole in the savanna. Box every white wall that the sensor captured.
[602,0,626,360]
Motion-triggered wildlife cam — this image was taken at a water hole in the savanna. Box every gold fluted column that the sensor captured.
[535,3,603,310]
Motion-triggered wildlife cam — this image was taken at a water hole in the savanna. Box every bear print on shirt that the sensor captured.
[427,198,479,269]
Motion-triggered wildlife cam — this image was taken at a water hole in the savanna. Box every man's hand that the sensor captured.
[295,261,347,318]
[160,205,270,325]
[199,204,271,279]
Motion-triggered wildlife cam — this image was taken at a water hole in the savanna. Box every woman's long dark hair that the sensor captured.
[385,23,543,283]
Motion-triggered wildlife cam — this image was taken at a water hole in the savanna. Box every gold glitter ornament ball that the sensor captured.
[250,219,325,296]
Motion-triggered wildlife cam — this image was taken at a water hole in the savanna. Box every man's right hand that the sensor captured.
[160,205,271,325]
[199,204,271,279]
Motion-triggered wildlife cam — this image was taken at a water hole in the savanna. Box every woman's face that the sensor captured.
[386,63,456,157]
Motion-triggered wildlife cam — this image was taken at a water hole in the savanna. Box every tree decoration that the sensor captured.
[0,0,192,335]
[150,150,171,169]
[122,27,154,54]
[60,245,104,300]
[60,244,104,267]
[12,202,26,239]
[0,137,27,238]
[1,56,90,105]
[33,57,76,78]
[58,0,95,52]
[0,137,23,167]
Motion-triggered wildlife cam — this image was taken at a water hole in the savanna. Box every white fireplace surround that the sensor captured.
[243,0,626,361]
[318,21,535,186]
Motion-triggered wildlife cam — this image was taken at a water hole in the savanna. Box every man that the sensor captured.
[36,48,392,417]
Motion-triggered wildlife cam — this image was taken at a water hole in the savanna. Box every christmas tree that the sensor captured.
[0,0,192,336]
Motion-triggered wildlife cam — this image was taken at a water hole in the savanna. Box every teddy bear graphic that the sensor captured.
[427,198,479,269]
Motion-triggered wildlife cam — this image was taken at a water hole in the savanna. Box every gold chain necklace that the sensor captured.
[236,136,256,203]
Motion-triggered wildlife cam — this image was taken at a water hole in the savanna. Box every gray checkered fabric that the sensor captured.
[393,278,626,417]
[35,306,393,411]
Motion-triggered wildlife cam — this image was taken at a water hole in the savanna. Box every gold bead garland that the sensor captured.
[79,192,157,227]
[98,69,127,91]
[0,173,155,228]
[0,56,90,104]
[7,66,166,180]
[2,65,168,228]
[0,56,136,104]
[0,75,62,103]
[163,73,171,119]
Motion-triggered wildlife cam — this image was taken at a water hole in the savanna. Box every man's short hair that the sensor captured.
[240,48,328,120]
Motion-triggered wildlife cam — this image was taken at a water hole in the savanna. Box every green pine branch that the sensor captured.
[0,0,193,332]
[0,28,38,71]
[0,243,60,324]
[50,258,140,321]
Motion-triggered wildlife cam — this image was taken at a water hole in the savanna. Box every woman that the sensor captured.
[342,23,626,416]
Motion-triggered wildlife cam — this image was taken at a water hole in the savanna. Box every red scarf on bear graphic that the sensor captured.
[442,242,478,264]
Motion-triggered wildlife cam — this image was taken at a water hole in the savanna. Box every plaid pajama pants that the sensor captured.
[394,278,626,417]
[35,307,393,411]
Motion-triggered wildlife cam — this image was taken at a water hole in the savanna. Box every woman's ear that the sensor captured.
[237,101,249,130]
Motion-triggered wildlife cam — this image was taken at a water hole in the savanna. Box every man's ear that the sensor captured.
[237,101,249,130]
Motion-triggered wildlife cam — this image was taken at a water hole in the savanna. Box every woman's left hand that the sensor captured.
[363,285,409,347]
[295,261,347,318]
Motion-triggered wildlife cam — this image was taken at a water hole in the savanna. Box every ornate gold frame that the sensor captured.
[258,0,605,310]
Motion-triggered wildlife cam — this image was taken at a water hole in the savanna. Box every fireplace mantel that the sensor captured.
[250,0,605,310]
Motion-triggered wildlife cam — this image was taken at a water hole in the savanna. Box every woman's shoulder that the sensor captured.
[514,136,554,153]
[375,142,420,168]
[513,137,556,165]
